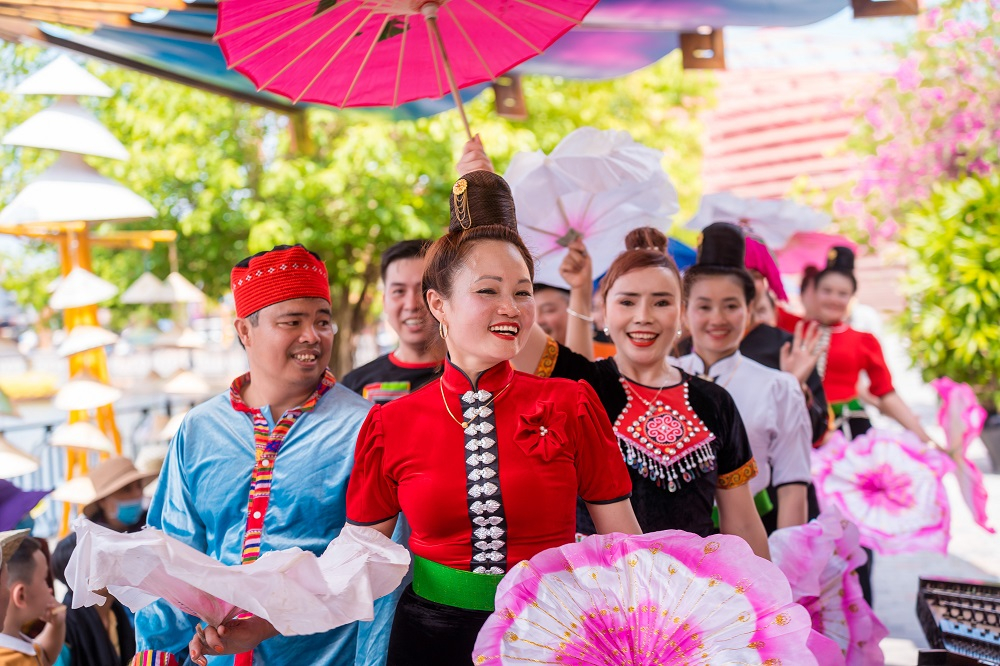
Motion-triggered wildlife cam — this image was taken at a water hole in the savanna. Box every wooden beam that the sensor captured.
[0,5,132,29]
[852,0,920,17]
[0,0,185,11]
[493,74,528,121]
[0,221,88,237]
[95,229,178,243]
[90,237,155,249]
[680,29,726,70]
[0,15,38,41]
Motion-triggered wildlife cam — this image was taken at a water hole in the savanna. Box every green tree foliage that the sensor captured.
[1,44,714,373]
[898,175,1000,410]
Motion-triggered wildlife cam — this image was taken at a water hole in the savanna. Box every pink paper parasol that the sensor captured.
[774,232,858,275]
[474,530,817,665]
[215,0,598,138]
[812,430,954,556]
[931,377,995,533]
[770,508,888,665]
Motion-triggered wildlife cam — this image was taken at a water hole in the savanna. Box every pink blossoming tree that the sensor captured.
[844,0,1000,241]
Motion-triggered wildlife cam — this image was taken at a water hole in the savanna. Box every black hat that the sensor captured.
[697,222,746,269]
[824,246,855,274]
[449,170,517,234]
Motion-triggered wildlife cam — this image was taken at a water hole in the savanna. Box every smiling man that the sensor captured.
[342,240,445,404]
[132,244,376,666]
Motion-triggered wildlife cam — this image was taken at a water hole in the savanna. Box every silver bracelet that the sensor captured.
[566,307,594,323]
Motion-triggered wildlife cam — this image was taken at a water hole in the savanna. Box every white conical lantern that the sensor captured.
[13,55,113,97]
[153,327,203,349]
[54,373,122,411]
[50,475,98,505]
[57,325,119,357]
[50,421,116,453]
[163,370,210,396]
[0,436,39,479]
[48,267,118,310]
[164,272,206,304]
[121,272,172,304]
[3,98,129,160]
[0,153,156,227]
[157,411,188,442]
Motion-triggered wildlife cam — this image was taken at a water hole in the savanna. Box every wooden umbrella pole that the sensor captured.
[422,3,473,141]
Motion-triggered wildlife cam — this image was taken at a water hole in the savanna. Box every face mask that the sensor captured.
[115,499,144,526]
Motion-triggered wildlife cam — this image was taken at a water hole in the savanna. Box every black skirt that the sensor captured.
[386,584,493,666]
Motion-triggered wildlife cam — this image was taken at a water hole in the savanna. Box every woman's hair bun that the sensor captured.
[624,227,668,253]
[449,170,518,234]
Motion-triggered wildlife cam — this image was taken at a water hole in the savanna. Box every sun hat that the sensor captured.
[0,480,51,531]
[0,528,30,566]
[51,456,156,517]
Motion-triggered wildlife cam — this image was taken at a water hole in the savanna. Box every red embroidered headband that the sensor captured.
[230,245,330,318]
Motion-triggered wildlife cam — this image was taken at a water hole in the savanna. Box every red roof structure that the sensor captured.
[702,67,906,313]
[702,68,874,200]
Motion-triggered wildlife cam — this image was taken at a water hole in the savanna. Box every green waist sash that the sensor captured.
[830,398,865,414]
[412,555,503,612]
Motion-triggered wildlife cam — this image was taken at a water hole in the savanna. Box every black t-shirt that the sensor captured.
[341,352,443,404]
[547,344,754,537]
[741,323,829,444]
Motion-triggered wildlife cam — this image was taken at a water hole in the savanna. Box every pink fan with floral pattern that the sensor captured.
[812,430,953,555]
[931,377,995,533]
[770,509,888,665]
[474,530,816,665]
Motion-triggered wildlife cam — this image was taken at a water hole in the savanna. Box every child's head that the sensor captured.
[0,529,31,626]
[6,536,54,625]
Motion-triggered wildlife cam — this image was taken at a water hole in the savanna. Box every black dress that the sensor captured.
[544,344,756,537]
[740,323,829,443]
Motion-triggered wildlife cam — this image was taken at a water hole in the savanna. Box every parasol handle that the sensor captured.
[422,3,473,141]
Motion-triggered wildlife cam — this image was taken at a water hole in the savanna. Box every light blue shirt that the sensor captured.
[134,381,390,665]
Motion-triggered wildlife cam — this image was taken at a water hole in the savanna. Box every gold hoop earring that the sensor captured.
[439,322,449,339]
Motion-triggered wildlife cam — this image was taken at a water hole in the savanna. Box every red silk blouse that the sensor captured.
[777,309,895,404]
[346,359,632,572]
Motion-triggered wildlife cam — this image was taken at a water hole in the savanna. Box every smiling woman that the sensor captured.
[337,170,641,666]
[513,226,771,561]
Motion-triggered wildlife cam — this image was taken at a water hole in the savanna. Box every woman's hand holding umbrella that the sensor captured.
[456,135,494,176]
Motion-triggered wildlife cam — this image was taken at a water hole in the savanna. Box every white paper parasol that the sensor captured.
[687,192,830,250]
[505,127,679,288]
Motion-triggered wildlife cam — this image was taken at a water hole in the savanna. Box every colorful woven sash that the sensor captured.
[229,369,336,665]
